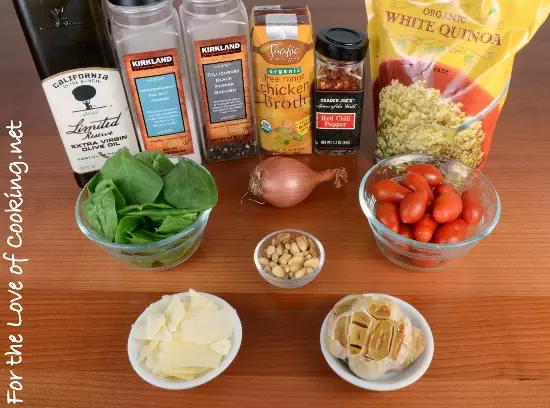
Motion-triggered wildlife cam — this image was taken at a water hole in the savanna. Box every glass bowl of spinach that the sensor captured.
[75,148,218,271]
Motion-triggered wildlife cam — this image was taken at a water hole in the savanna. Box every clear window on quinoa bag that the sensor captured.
[365,0,550,168]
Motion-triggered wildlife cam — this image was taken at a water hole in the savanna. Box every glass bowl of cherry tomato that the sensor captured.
[359,154,501,272]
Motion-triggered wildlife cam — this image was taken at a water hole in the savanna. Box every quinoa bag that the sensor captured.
[366,0,550,168]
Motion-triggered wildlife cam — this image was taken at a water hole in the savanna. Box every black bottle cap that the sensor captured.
[315,27,368,62]
[108,0,164,6]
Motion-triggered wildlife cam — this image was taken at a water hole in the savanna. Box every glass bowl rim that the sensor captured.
[358,154,501,250]
[75,180,212,251]
[254,229,325,283]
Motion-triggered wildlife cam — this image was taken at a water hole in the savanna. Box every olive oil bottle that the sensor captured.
[13,0,140,187]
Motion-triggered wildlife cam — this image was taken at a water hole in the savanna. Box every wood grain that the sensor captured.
[1,0,550,407]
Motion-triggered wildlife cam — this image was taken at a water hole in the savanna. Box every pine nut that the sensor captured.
[279,253,292,265]
[272,265,285,278]
[304,257,320,269]
[288,255,304,265]
[296,237,308,251]
[290,262,303,272]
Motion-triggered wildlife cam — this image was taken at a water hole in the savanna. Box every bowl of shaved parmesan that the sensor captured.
[127,289,242,390]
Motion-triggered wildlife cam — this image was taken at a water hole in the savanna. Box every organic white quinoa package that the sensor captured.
[365,0,550,168]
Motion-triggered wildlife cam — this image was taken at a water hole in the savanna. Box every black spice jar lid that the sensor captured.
[315,27,368,62]
[108,0,164,6]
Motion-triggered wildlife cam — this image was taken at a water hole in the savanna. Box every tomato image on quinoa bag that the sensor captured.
[365,0,550,168]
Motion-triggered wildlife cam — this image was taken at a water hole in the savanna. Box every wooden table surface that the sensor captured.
[1,1,550,407]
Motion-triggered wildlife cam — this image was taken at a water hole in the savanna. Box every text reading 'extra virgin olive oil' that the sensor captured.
[251,6,314,155]
[13,0,140,187]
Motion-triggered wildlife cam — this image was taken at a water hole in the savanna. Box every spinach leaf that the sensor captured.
[141,230,174,240]
[157,237,196,265]
[154,194,172,206]
[99,148,163,205]
[156,214,198,234]
[127,209,197,223]
[118,203,198,223]
[115,216,142,244]
[162,159,218,210]
[96,179,126,211]
[126,229,173,244]
[131,259,155,268]
[83,184,118,242]
[135,151,175,176]
[87,172,103,193]
[118,203,174,216]
[126,230,156,244]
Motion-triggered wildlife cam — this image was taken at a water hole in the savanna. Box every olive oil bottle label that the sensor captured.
[122,48,195,156]
[41,67,140,174]
[193,36,254,149]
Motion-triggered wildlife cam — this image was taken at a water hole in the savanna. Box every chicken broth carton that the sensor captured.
[251,6,314,155]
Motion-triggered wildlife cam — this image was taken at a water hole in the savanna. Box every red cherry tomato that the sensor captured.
[411,248,441,268]
[432,191,463,223]
[402,172,434,206]
[399,190,428,224]
[372,179,411,203]
[398,223,414,239]
[376,202,400,233]
[412,258,441,268]
[460,191,483,225]
[434,219,468,244]
[434,183,457,197]
[392,223,414,251]
[414,213,439,243]
[406,164,443,187]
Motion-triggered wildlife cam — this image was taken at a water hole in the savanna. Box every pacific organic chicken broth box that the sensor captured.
[251,6,314,155]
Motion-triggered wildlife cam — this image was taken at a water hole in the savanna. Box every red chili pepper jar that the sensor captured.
[314,27,368,155]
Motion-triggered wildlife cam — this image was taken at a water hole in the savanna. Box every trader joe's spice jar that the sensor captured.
[251,6,314,155]
[314,27,368,155]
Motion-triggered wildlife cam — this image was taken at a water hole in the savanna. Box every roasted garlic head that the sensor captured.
[325,295,425,380]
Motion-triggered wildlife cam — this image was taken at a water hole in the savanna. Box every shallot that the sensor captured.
[248,157,348,208]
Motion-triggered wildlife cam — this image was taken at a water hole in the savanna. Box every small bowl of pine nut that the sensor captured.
[254,229,325,289]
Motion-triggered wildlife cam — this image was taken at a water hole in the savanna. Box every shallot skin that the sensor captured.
[248,157,347,208]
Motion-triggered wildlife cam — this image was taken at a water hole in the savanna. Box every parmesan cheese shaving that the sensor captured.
[131,290,235,381]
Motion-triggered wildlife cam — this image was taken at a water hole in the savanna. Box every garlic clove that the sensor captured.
[325,295,425,380]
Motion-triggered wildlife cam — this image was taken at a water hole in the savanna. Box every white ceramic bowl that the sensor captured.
[127,292,242,390]
[320,293,434,391]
